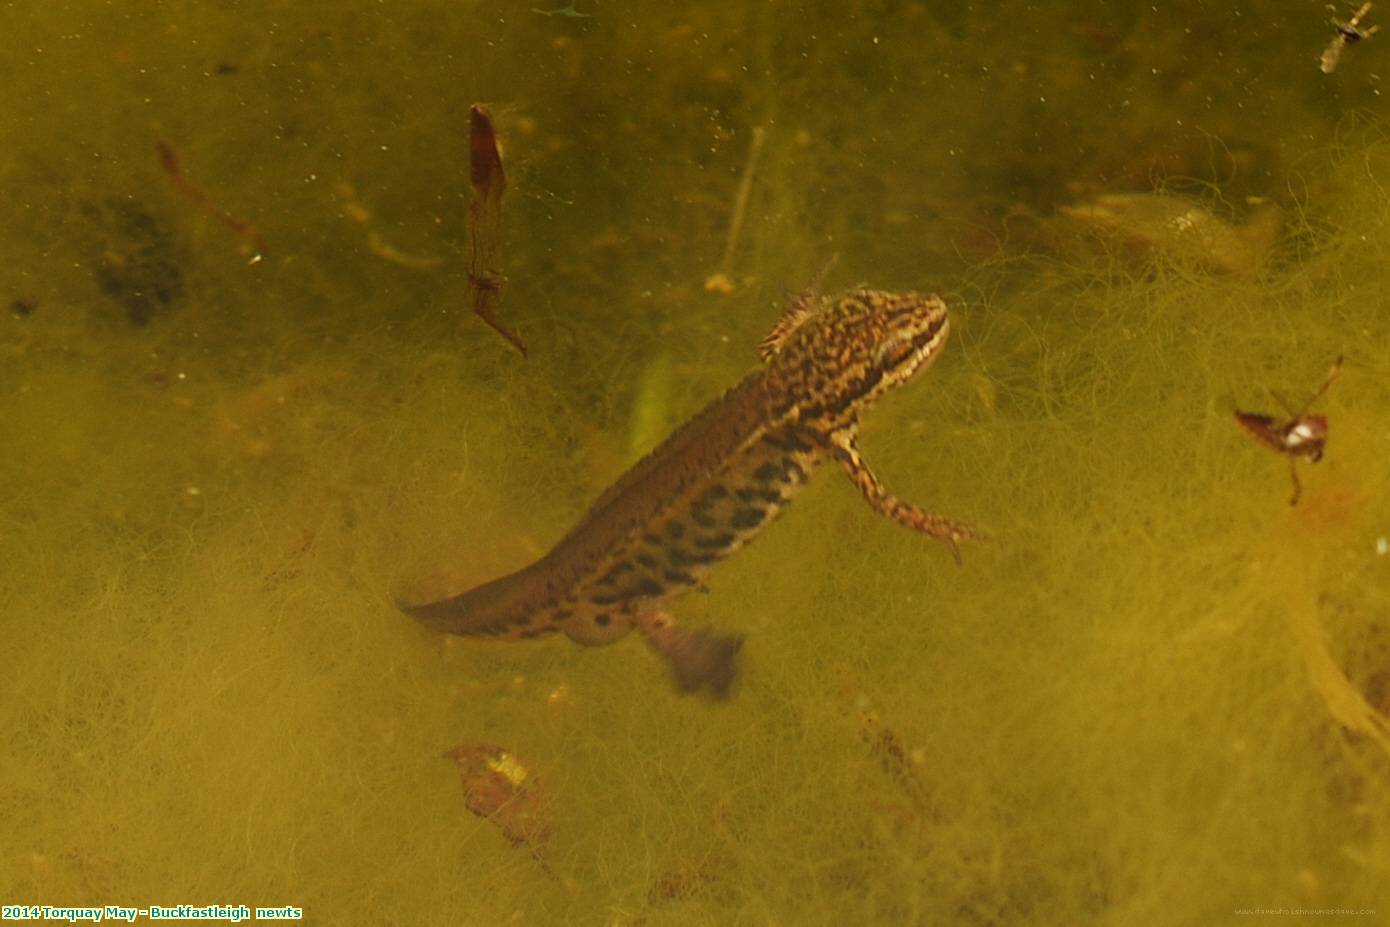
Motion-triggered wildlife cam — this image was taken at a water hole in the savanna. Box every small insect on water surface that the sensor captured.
[1235,355,1344,506]
[1321,2,1379,73]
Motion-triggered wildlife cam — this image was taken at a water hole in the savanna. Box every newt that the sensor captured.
[400,287,977,696]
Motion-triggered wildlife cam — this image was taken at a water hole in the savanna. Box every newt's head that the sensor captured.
[761,289,951,424]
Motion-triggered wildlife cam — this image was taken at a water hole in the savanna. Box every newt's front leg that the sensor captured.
[828,428,979,564]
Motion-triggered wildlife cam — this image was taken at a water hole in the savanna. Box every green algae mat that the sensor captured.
[2,2,1388,923]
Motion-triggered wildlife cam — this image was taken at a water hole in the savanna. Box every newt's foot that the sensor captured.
[643,622,743,698]
[933,518,986,566]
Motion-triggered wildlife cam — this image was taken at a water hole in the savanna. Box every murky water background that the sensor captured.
[3,2,1388,923]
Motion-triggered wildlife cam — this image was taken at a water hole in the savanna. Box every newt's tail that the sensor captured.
[397,563,555,640]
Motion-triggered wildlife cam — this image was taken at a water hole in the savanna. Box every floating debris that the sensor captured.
[1235,355,1343,506]
[857,705,931,809]
[704,126,766,295]
[702,271,736,295]
[335,182,444,270]
[532,1,590,16]
[156,140,267,262]
[1058,192,1282,276]
[366,231,444,270]
[445,742,552,849]
[1321,2,1379,74]
[466,104,527,356]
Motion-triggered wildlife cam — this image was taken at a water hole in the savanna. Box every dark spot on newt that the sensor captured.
[692,485,730,516]
[668,547,718,568]
[693,532,735,550]
[599,561,634,584]
[736,487,783,505]
[766,430,814,454]
[730,507,766,529]
[633,578,663,597]
[753,461,783,482]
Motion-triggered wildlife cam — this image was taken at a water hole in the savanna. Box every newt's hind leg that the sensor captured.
[829,429,979,564]
[637,608,743,698]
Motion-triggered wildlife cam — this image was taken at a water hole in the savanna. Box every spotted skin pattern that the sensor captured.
[400,289,975,696]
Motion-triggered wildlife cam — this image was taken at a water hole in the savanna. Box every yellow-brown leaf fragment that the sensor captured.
[445,742,552,848]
